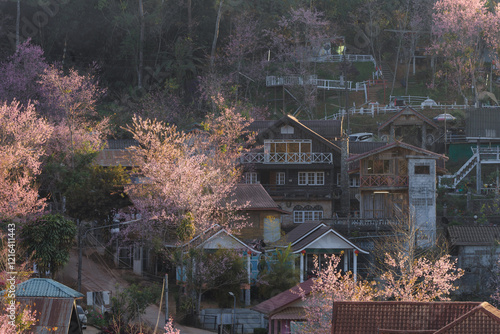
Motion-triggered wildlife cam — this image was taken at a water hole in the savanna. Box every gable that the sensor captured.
[305,231,357,250]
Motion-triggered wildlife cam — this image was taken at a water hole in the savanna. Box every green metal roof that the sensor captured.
[14,278,84,298]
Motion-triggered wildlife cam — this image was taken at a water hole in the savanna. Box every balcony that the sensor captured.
[360,175,408,188]
[261,184,333,199]
[240,152,333,164]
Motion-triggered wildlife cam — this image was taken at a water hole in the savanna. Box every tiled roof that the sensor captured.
[434,302,500,333]
[252,279,315,315]
[231,184,285,212]
[331,301,482,334]
[14,278,84,298]
[447,226,500,246]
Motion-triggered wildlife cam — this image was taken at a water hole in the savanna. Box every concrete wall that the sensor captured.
[408,158,437,247]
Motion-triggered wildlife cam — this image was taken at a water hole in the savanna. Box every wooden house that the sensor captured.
[347,141,448,246]
[242,115,342,226]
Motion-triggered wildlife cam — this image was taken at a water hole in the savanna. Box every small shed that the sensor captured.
[447,225,500,295]
[13,278,84,334]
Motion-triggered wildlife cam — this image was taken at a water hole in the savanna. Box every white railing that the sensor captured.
[266,75,318,87]
[240,152,333,164]
[311,54,376,67]
[266,76,367,93]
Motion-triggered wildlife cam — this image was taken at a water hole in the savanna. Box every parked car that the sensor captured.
[76,305,88,329]
[433,113,456,122]
[421,98,437,108]
[349,132,374,142]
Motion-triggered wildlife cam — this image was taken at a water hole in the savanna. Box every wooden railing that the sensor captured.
[261,184,333,198]
[240,152,333,164]
[360,175,409,187]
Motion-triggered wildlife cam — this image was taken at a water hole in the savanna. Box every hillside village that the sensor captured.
[3,0,500,333]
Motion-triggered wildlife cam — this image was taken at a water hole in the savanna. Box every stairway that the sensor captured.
[439,153,479,188]
[380,61,394,84]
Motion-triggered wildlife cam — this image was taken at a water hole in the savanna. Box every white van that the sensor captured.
[349,132,374,142]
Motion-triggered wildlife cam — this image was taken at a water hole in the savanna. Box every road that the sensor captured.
[60,248,213,334]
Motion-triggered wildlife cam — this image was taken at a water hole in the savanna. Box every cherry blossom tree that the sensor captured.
[298,254,375,334]
[378,252,464,301]
[0,101,52,222]
[125,95,254,241]
[164,317,180,334]
[430,0,500,100]
[299,251,463,334]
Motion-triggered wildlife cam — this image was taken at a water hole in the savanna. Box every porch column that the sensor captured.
[274,318,278,334]
[353,250,358,282]
[477,140,482,194]
[343,251,348,273]
[300,252,304,282]
[246,252,251,306]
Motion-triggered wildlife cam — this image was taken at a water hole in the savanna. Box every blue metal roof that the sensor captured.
[14,278,84,298]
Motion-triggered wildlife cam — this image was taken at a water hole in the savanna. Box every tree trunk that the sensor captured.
[210,0,224,69]
[16,0,20,48]
[138,0,145,89]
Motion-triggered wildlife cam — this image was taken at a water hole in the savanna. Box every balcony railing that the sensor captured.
[261,184,333,198]
[360,175,409,187]
[240,152,333,164]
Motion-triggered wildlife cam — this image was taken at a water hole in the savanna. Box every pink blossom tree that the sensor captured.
[125,95,254,240]
[378,252,464,301]
[0,101,52,222]
[430,0,500,100]
[298,254,375,334]
[164,317,180,334]
[299,252,463,334]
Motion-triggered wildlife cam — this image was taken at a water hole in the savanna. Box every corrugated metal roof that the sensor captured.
[252,279,315,315]
[285,222,324,245]
[15,279,84,298]
[448,226,500,246]
[17,297,78,334]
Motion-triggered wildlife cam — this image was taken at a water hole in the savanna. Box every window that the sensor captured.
[276,172,285,185]
[414,164,430,174]
[244,172,259,184]
[281,125,295,134]
[293,205,323,223]
[366,159,391,174]
[339,174,360,187]
[298,172,324,185]
[264,140,312,154]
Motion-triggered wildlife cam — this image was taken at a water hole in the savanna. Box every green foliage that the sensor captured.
[20,214,76,278]
[176,212,196,242]
[64,164,130,223]
[258,244,299,299]
[110,283,161,323]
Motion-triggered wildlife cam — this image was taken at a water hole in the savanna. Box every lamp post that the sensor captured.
[228,292,236,334]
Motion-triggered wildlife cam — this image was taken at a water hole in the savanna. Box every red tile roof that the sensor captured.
[252,279,315,315]
[331,301,482,334]
[434,302,500,333]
